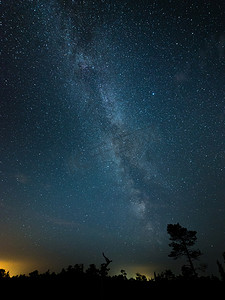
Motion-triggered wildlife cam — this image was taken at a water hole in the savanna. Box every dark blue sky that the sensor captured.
[1,0,225,277]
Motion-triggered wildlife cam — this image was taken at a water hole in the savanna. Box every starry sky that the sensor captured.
[1,0,225,277]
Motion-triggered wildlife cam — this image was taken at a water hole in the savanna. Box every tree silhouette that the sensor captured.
[167,223,202,277]
[135,273,147,281]
[154,269,175,281]
[0,269,10,279]
[29,270,39,278]
[100,252,112,277]
[86,264,99,277]
[120,269,127,280]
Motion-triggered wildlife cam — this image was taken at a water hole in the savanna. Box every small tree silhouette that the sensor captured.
[29,270,39,279]
[100,252,112,277]
[167,223,202,277]
[120,269,127,280]
[0,269,10,279]
[136,273,147,281]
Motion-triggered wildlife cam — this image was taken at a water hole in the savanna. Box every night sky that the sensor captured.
[1,0,225,277]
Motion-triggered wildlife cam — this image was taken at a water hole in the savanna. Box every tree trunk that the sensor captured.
[182,240,197,277]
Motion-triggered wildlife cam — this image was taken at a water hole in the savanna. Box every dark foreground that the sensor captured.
[1,276,224,299]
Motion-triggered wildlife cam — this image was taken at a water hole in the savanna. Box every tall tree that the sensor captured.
[167,223,202,277]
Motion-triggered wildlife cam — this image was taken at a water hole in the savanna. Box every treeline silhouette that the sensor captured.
[0,224,224,298]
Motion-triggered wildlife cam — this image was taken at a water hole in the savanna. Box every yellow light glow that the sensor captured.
[112,264,157,279]
[0,260,30,277]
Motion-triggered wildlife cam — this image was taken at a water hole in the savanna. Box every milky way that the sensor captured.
[52,0,171,238]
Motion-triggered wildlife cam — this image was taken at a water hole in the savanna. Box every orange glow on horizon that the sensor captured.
[0,260,33,277]
[0,259,159,279]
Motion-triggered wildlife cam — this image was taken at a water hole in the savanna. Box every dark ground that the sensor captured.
[1,276,224,299]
